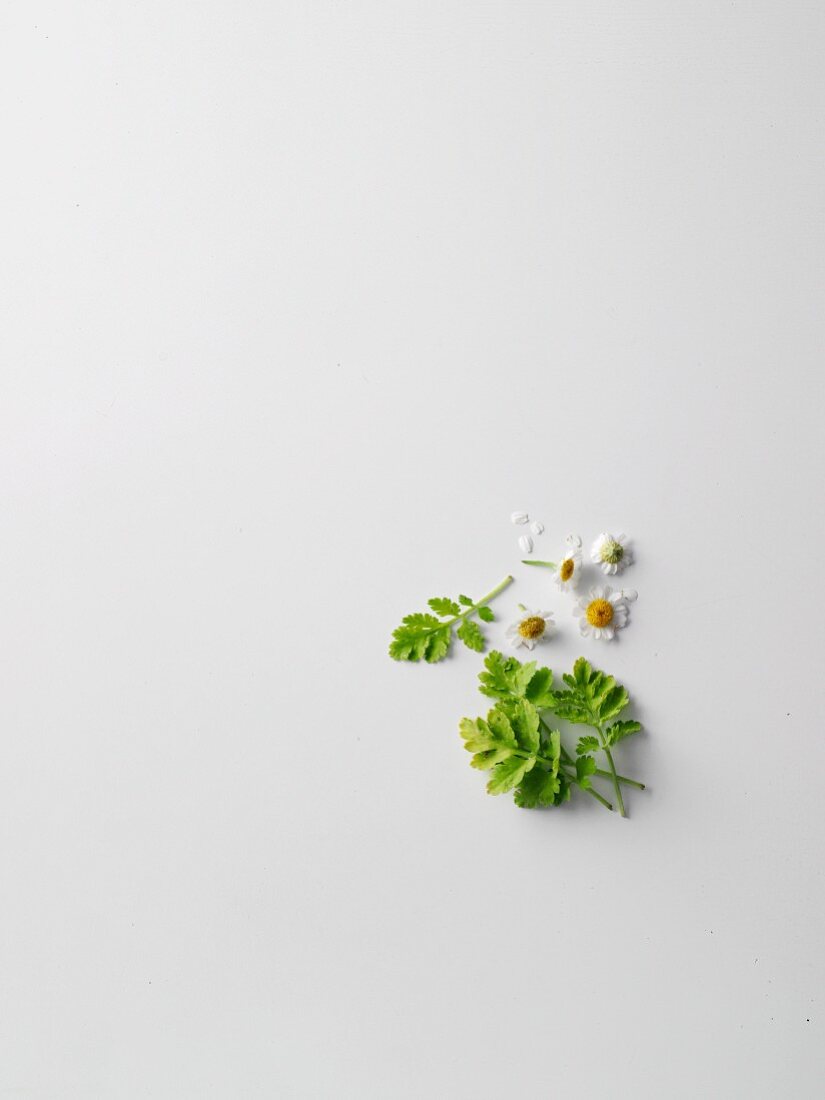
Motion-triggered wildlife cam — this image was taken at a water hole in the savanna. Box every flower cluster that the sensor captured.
[509,531,637,647]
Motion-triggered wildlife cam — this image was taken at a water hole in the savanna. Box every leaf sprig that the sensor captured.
[461,652,645,816]
[389,576,513,663]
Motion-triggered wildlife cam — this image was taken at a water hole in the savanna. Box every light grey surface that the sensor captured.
[1,2,824,1097]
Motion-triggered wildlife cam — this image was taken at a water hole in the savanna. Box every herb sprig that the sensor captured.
[461,651,644,815]
[389,576,513,663]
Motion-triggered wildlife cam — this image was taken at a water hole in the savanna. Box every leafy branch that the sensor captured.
[389,576,513,663]
[460,651,645,815]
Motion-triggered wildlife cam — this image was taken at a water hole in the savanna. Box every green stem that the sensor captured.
[447,575,513,627]
[521,560,557,568]
[595,768,645,790]
[536,722,614,812]
[585,786,614,812]
[597,726,626,818]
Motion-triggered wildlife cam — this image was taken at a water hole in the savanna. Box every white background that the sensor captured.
[1,2,824,1096]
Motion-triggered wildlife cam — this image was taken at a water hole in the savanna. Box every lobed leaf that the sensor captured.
[457,619,485,652]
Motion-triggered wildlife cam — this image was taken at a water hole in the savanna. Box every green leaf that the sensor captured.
[525,667,554,708]
[428,597,461,617]
[487,754,536,795]
[575,755,597,788]
[389,613,447,661]
[514,765,562,808]
[510,699,540,754]
[478,651,536,700]
[477,606,494,622]
[576,735,600,755]
[549,658,631,725]
[487,708,518,747]
[604,719,642,746]
[599,685,630,722]
[457,619,485,652]
[458,594,474,606]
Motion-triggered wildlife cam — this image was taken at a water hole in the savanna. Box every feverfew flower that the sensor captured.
[551,534,583,591]
[574,585,636,641]
[591,532,633,575]
[505,607,555,651]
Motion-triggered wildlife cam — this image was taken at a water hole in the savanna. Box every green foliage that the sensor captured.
[389,580,511,663]
[461,653,645,815]
[604,720,642,747]
[428,597,461,617]
[456,619,484,652]
[551,657,631,726]
[477,650,555,708]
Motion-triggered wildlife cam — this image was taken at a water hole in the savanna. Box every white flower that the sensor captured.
[573,585,634,640]
[518,534,533,554]
[590,532,633,575]
[505,607,555,650]
[530,520,544,535]
[510,511,529,525]
[551,534,583,591]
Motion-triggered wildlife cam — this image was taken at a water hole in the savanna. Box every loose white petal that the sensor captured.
[511,511,529,525]
[518,534,533,554]
[620,588,638,602]
[530,520,544,535]
[566,534,583,548]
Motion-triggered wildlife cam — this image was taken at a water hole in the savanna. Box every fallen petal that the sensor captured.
[510,511,529,525]
[518,534,534,554]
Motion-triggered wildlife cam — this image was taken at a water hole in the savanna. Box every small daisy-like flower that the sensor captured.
[551,534,583,591]
[505,607,555,650]
[591,532,633,575]
[574,585,635,640]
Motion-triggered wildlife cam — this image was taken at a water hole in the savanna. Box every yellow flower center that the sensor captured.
[586,599,614,628]
[559,558,575,582]
[518,615,546,640]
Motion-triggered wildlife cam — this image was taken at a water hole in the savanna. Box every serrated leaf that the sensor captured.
[576,735,600,754]
[389,612,451,662]
[486,708,518,748]
[525,667,554,707]
[604,719,642,746]
[599,685,629,722]
[573,657,593,686]
[514,765,562,808]
[470,747,514,770]
[477,605,494,622]
[510,699,540,754]
[457,619,485,652]
[478,651,535,700]
[428,596,461,617]
[424,626,452,662]
[487,754,536,795]
[458,594,474,606]
[575,755,597,788]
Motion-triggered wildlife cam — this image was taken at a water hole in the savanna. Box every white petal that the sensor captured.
[518,534,533,554]
[530,520,544,535]
[594,628,602,639]
[603,626,615,639]
[621,588,638,602]
[566,534,582,548]
[511,511,529,524]
[523,638,536,650]
[579,622,590,636]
